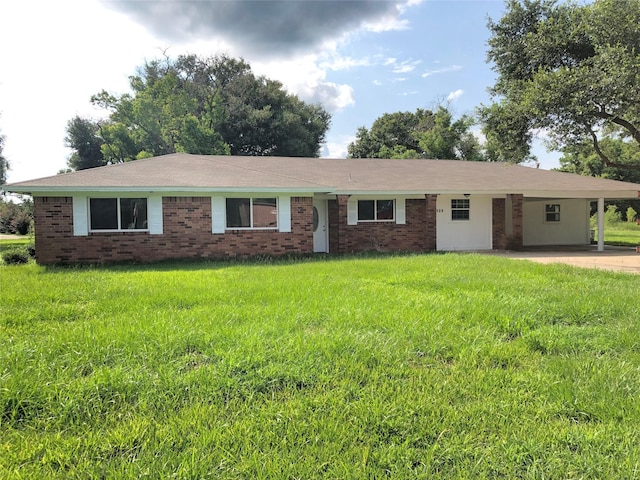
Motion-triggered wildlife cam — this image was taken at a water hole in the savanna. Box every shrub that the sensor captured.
[26,243,36,258]
[605,205,622,227]
[1,247,30,265]
[626,207,638,223]
[10,210,32,235]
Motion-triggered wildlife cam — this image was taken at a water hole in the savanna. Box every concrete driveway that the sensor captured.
[488,246,640,274]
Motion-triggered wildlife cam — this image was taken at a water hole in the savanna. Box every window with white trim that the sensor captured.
[226,198,278,229]
[451,198,470,221]
[545,204,560,222]
[89,198,148,231]
[357,200,395,222]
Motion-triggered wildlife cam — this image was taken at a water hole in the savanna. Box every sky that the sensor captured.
[0,0,561,184]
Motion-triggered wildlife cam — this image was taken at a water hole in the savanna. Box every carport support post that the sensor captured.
[597,197,605,252]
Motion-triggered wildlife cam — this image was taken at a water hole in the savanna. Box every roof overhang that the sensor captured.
[4,186,335,196]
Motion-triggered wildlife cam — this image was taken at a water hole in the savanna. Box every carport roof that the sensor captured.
[6,153,640,199]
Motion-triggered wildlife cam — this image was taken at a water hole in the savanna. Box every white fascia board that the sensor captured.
[334,191,431,199]
[334,189,640,199]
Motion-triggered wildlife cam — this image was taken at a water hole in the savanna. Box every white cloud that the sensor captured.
[362,6,410,33]
[447,89,464,102]
[253,55,355,113]
[0,0,159,182]
[422,65,463,78]
[323,135,355,159]
[320,55,372,71]
[391,60,422,74]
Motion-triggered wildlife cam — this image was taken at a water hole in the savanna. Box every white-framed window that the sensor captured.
[545,204,560,222]
[89,197,148,231]
[451,198,470,221]
[226,197,278,229]
[357,199,395,222]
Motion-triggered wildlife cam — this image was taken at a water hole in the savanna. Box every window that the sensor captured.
[451,198,470,221]
[357,200,395,222]
[226,198,277,229]
[545,204,560,222]
[89,198,148,231]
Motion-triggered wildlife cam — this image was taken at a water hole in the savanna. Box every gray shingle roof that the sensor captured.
[6,153,640,199]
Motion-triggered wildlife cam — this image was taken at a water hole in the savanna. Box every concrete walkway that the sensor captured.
[487,246,640,274]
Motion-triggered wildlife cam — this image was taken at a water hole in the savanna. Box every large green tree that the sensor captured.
[479,0,640,168]
[76,54,330,167]
[347,107,484,160]
[64,116,106,170]
[559,138,640,217]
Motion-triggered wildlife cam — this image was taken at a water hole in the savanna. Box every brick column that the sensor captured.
[335,195,350,254]
[507,194,524,250]
[425,194,437,251]
[492,198,506,249]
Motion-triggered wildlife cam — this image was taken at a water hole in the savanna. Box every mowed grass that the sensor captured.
[603,225,640,246]
[594,223,640,247]
[2,253,640,478]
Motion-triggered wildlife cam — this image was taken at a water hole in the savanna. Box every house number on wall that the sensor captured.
[436,209,445,213]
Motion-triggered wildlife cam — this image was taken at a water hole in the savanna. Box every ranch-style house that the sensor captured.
[5,153,640,264]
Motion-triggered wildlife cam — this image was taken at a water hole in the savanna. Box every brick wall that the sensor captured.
[33,196,313,264]
[491,195,523,250]
[492,198,507,250]
[508,194,524,250]
[328,196,436,254]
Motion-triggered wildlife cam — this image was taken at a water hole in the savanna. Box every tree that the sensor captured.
[0,127,8,186]
[81,54,330,166]
[347,107,484,160]
[480,0,640,167]
[65,116,106,170]
[559,137,640,218]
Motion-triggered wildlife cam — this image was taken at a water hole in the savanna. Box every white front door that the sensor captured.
[436,195,492,251]
[313,199,328,253]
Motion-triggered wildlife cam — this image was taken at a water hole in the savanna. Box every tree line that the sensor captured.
[2,0,639,187]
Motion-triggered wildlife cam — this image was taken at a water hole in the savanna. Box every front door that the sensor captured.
[313,199,328,253]
[436,194,493,251]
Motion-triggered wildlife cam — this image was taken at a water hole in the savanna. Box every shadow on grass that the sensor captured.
[38,250,446,274]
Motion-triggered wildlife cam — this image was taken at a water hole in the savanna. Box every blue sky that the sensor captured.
[0,0,560,183]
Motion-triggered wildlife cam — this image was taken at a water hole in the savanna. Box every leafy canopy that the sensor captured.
[66,54,331,169]
[479,0,640,168]
[347,107,484,160]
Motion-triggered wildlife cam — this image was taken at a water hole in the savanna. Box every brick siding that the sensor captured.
[491,195,523,250]
[33,196,313,264]
[32,193,516,264]
[328,195,436,254]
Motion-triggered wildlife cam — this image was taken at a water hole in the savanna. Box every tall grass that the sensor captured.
[2,254,640,478]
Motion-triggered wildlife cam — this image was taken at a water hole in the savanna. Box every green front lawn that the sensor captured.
[1,253,640,478]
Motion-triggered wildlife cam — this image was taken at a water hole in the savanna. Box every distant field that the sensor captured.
[0,235,29,254]
[2,253,640,478]
[592,222,640,246]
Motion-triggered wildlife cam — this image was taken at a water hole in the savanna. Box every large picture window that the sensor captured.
[226,198,278,229]
[357,200,395,222]
[89,198,148,231]
[451,198,470,221]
